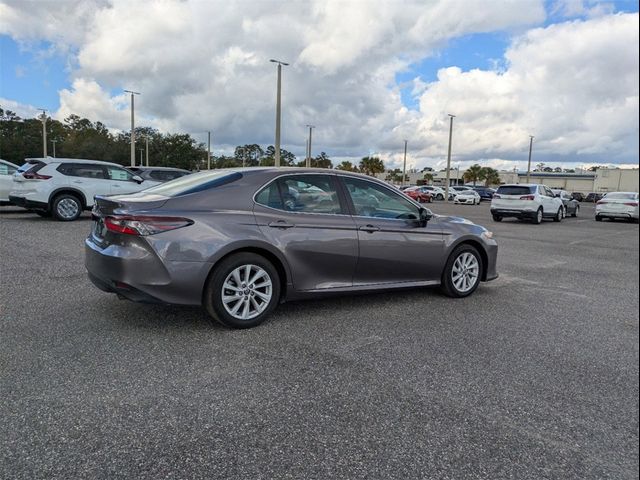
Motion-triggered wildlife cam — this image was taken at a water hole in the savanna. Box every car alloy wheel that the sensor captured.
[451,252,480,293]
[221,264,272,321]
[533,208,543,224]
[53,194,82,221]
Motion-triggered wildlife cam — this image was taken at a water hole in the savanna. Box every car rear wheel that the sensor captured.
[533,208,543,224]
[492,214,502,222]
[204,252,281,329]
[52,194,82,221]
[595,215,602,221]
[441,245,483,298]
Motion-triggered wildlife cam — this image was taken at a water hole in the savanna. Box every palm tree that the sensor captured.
[463,164,484,186]
[481,167,501,186]
[423,173,434,184]
[359,156,385,176]
[336,161,358,172]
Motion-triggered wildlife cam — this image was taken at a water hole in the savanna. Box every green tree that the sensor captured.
[358,156,385,176]
[335,161,358,172]
[481,167,501,186]
[263,146,296,166]
[297,151,332,168]
[423,172,434,184]
[463,164,484,186]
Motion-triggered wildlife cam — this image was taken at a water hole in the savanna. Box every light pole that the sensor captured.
[270,59,288,167]
[445,114,455,202]
[207,131,212,170]
[139,149,144,166]
[456,162,460,185]
[306,125,315,168]
[38,109,47,157]
[124,90,140,167]
[526,135,534,183]
[402,140,408,187]
[145,135,149,166]
[51,139,57,158]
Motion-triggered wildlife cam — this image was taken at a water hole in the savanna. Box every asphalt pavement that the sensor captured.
[1,201,638,479]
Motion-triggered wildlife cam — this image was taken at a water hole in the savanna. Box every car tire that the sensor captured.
[553,208,563,222]
[492,215,502,222]
[533,208,543,225]
[571,206,579,217]
[595,215,602,222]
[436,194,444,200]
[440,244,483,298]
[52,193,82,221]
[204,252,281,329]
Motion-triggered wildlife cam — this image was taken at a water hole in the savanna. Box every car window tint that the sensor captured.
[343,177,419,220]
[107,167,134,181]
[0,164,16,175]
[496,186,534,195]
[277,175,342,214]
[150,170,185,181]
[255,181,283,210]
[59,164,106,179]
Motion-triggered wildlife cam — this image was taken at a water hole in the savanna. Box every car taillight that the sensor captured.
[493,194,501,199]
[624,202,638,207]
[596,200,607,205]
[519,195,535,200]
[23,172,52,180]
[104,215,193,236]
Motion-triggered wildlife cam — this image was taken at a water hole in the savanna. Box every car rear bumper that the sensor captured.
[596,211,638,219]
[8,195,48,210]
[85,237,211,306]
[490,208,537,219]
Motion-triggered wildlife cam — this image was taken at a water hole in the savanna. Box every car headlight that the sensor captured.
[481,230,494,240]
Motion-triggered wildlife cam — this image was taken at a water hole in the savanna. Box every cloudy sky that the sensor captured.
[1,0,638,170]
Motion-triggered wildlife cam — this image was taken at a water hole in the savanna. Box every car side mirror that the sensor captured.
[132,175,143,184]
[418,207,433,227]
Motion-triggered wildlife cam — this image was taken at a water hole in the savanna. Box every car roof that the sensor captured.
[127,166,191,172]
[25,157,124,168]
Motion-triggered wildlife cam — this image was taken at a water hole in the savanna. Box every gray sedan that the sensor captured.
[85,168,498,328]
[552,189,580,217]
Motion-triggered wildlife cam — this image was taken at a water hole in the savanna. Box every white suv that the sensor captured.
[9,158,153,221]
[490,184,564,224]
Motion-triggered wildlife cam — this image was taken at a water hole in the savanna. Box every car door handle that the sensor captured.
[359,225,380,233]
[268,221,295,229]
[72,180,82,184]
[112,184,122,188]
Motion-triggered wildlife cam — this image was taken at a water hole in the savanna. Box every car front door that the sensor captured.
[253,173,358,291]
[107,166,144,195]
[339,175,444,285]
[61,163,110,206]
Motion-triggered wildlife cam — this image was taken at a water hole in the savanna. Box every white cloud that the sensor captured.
[0,0,637,169]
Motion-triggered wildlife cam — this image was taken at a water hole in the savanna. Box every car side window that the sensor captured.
[58,163,106,179]
[255,175,342,214]
[107,166,135,182]
[342,177,419,220]
[0,164,16,175]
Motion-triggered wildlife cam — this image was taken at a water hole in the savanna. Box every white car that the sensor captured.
[490,183,564,224]
[595,192,639,222]
[9,158,153,221]
[0,159,20,205]
[454,190,481,205]
[421,186,447,200]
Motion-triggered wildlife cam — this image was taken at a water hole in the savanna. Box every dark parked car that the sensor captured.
[585,192,605,202]
[551,189,580,217]
[571,192,584,202]
[85,168,498,328]
[126,166,191,183]
[472,186,497,201]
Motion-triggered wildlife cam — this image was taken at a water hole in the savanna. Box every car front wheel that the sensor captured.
[441,245,483,298]
[553,208,563,222]
[571,206,579,217]
[204,252,281,329]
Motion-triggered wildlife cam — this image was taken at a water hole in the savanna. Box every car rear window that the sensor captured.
[496,186,534,195]
[603,193,637,200]
[17,161,44,174]
[142,170,242,197]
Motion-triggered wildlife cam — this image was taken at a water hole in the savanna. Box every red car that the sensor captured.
[404,186,433,203]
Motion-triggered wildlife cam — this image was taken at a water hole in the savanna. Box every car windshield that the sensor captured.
[496,186,534,195]
[604,193,637,200]
[142,170,242,197]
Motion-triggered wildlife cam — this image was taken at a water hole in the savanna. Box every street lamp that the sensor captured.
[270,59,289,167]
[306,125,315,168]
[402,140,408,187]
[124,90,140,167]
[38,109,47,157]
[526,135,534,183]
[445,114,455,202]
[51,139,57,158]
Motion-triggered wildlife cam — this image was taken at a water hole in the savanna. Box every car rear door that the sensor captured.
[338,175,444,285]
[60,163,108,205]
[253,173,359,291]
